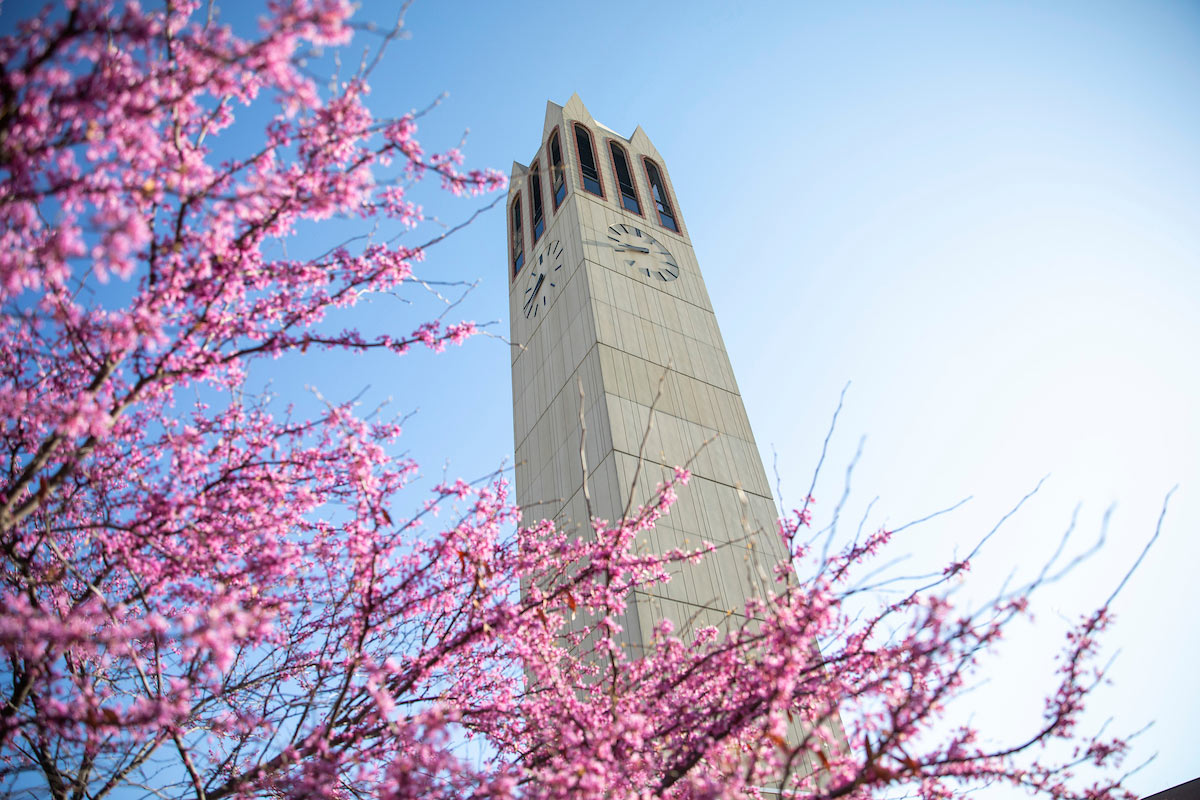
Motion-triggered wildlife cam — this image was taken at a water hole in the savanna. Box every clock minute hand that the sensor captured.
[614,245,650,254]
[523,275,545,312]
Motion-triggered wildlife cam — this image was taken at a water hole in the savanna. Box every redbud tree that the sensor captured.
[0,2,1153,799]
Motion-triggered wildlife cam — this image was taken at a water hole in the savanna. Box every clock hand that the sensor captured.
[523,275,545,311]
[614,245,650,254]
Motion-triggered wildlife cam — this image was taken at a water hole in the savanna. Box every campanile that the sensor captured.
[507,94,790,655]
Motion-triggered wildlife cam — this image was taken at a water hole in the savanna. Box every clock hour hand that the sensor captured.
[523,275,545,313]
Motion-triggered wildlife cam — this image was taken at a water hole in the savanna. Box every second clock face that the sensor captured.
[522,239,565,320]
[606,223,679,281]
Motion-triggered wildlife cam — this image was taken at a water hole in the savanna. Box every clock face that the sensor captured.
[521,239,565,319]
[606,223,679,281]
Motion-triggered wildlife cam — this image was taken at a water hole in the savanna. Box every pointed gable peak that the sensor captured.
[629,125,662,159]
[541,100,565,144]
[508,161,528,198]
[562,93,595,124]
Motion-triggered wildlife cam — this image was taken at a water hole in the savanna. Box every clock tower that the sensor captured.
[507,94,794,654]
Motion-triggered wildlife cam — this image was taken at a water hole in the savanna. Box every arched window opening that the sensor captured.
[548,129,567,209]
[510,193,525,277]
[608,141,642,215]
[573,123,604,197]
[528,161,545,243]
[643,158,678,232]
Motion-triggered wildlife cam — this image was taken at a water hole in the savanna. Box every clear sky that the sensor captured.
[7,0,1197,795]
[379,2,1200,794]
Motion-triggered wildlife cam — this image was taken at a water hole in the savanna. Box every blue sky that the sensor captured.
[5,0,1197,794]
[382,2,1200,794]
